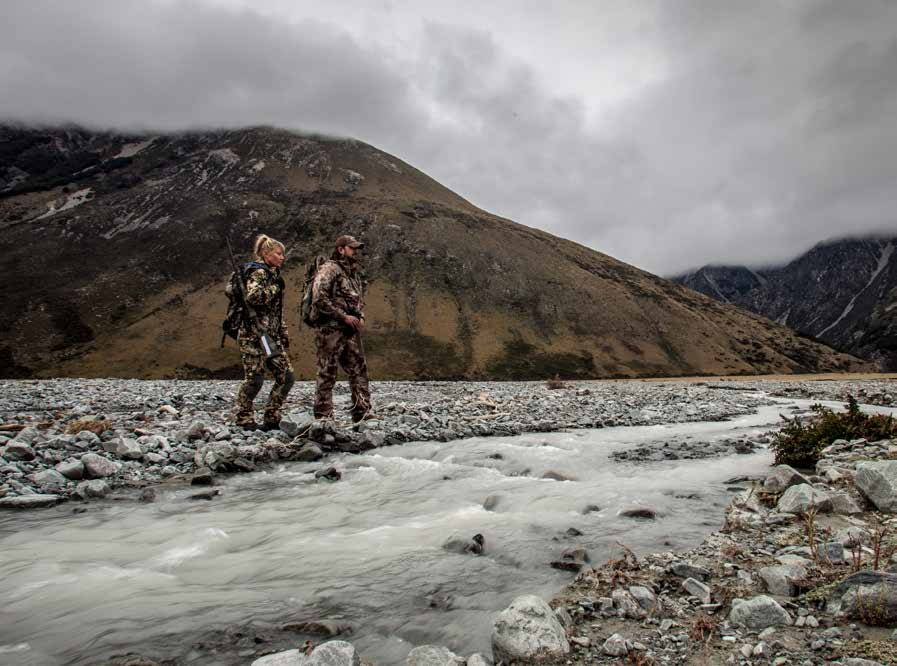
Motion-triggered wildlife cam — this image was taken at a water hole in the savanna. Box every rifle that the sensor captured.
[226,236,282,359]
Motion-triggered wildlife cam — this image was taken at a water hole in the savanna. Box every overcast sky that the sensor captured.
[2,0,896,274]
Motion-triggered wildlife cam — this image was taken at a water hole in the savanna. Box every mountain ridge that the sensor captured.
[0,124,866,379]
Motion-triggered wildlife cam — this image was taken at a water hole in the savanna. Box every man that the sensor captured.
[310,234,373,422]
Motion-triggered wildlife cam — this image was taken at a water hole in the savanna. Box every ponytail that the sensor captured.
[253,234,284,260]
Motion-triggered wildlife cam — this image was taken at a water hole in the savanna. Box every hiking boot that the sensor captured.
[352,411,381,424]
[260,420,281,432]
[237,421,260,432]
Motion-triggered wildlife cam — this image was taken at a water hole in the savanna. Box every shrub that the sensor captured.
[545,374,567,390]
[64,418,112,435]
[770,396,897,468]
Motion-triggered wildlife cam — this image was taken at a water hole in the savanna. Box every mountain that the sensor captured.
[672,236,897,370]
[0,125,866,380]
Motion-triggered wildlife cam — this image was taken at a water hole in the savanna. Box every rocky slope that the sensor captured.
[673,237,897,370]
[0,125,865,379]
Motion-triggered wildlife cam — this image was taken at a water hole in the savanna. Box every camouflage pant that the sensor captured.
[314,326,371,420]
[235,344,295,426]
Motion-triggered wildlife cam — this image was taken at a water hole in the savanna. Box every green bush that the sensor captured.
[770,396,897,468]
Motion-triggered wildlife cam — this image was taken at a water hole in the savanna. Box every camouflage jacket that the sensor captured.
[310,257,364,327]
[237,264,289,351]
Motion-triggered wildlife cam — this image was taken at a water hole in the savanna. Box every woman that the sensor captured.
[233,234,294,431]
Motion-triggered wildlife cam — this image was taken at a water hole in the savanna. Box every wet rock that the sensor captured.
[405,645,465,666]
[581,504,601,514]
[775,483,833,514]
[565,527,583,537]
[542,470,575,482]
[33,469,68,491]
[443,534,485,556]
[190,489,220,500]
[758,563,808,596]
[55,459,85,480]
[619,506,658,520]
[483,495,499,511]
[139,487,156,503]
[81,452,123,478]
[294,443,324,462]
[763,465,812,493]
[315,467,341,482]
[3,441,36,461]
[1,492,55,509]
[76,479,109,499]
[252,640,360,666]
[729,595,792,630]
[491,595,570,663]
[855,461,897,512]
[191,467,214,485]
[602,633,630,657]
[281,620,352,637]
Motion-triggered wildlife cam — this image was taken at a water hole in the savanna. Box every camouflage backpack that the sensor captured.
[220,261,269,345]
[300,256,327,327]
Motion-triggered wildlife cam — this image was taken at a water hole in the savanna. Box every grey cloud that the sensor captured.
[1,0,896,275]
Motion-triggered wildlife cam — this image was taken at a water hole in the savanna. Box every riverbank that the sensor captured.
[1,377,896,666]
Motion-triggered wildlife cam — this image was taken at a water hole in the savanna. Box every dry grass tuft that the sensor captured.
[545,374,568,390]
[64,418,112,435]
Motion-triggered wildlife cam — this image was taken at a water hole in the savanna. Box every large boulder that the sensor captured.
[405,645,465,666]
[839,575,897,625]
[114,437,144,460]
[729,596,792,630]
[3,441,36,461]
[80,453,122,478]
[491,595,570,663]
[55,459,85,480]
[854,461,897,512]
[764,465,811,493]
[775,484,833,514]
[76,479,110,499]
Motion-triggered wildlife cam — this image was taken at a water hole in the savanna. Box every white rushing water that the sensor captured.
[0,398,821,665]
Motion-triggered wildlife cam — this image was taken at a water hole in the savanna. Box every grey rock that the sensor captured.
[682,577,711,604]
[612,588,644,618]
[491,595,570,663]
[764,465,812,493]
[483,495,499,511]
[840,660,886,666]
[294,443,324,462]
[836,526,870,547]
[0,494,60,508]
[729,596,792,630]
[841,578,897,624]
[55,459,85,480]
[628,585,657,611]
[187,420,209,440]
[819,541,845,564]
[194,442,237,471]
[76,479,109,499]
[776,483,833,514]
[252,640,360,666]
[3,442,36,461]
[758,563,807,596]
[466,655,491,666]
[191,467,214,485]
[76,430,101,445]
[602,633,630,657]
[32,469,68,491]
[619,505,658,520]
[115,437,143,460]
[405,645,465,666]
[80,453,122,478]
[831,491,863,515]
[13,426,39,444]
[670,561,711,580]
[855,461,897,512]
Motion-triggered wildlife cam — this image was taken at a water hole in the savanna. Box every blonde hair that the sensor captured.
[253,234,284,260]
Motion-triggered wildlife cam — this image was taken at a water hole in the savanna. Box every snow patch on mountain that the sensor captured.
[818,242,894,337]
[115,139,155,159]
[37,188,93,219]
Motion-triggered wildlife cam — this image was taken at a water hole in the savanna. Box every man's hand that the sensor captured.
[344,315,363,334]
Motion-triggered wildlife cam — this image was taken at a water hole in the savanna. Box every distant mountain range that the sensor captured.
[672,236,897,370]
[0,124,865,379]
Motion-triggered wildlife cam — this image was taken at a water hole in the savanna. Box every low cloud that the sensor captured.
[2,0,896,274]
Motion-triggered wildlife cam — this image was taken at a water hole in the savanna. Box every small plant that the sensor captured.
[770,396,897,467]
[689,614,718,643]
[849,538,864,572]
[802,507,820,563]
[64,418,112,435]
[545,374,567,390]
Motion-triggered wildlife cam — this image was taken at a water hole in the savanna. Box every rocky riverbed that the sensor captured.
[2,376,897,666]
